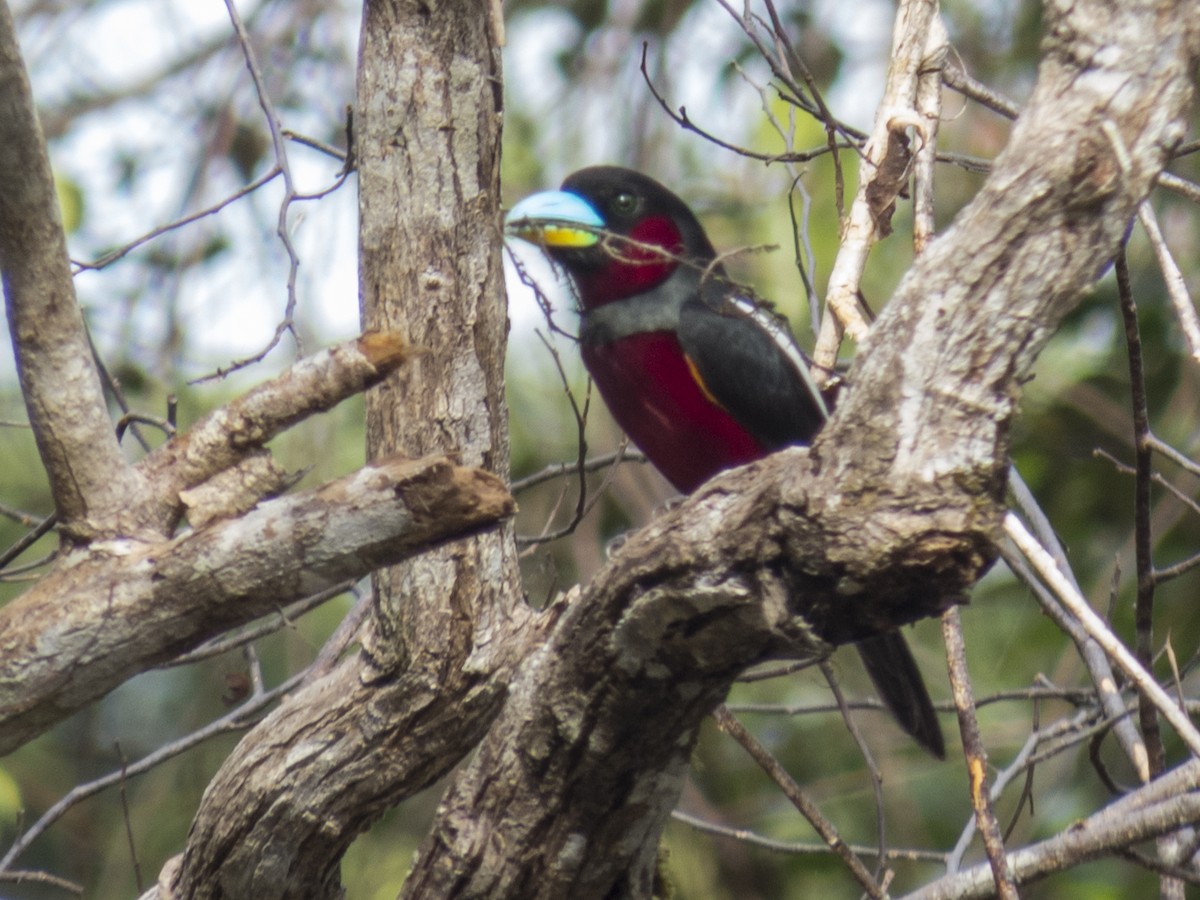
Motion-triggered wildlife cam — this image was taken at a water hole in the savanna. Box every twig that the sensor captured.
[116,743,144,893]
[303,582,371,685]
[949,709,1085,869]
[911,15,944,255]
[785,174,822,335]
[511,448,646,493]
[1116,247,1167,778]
[1002,699,1040,842]
[86,324,153,453]
[167,582,354,668]
[0,869,83,895]
[1004,514,1200,760]
[1157,171,1200,205]
[503,242,580,343]
[74,167,282,272]
[731,683,1095,715]
[515,332,595,547]
[0,668,308,871]
[1005,547,1149,773]
[941,59,1020,120]
[1137,203,1200,364]
[0,511,58,572]
[905,792,1200,900]
[670,809,946,863]
[282,128,348,161]
[941,607,1019,898]
[190,0,306,383]
[1119,247,1190,898]
[760,0,850,216]
[639,45,837,165]
[820,660,889,882]
[813,0,947,373]
[0,501,41,526]
[1146,435,1200,478]
[713,705,887,899]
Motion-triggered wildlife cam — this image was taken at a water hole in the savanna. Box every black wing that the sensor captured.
[680,286,946,758]
[676,288,827,450]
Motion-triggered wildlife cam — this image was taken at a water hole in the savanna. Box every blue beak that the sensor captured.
[505,190,604,248]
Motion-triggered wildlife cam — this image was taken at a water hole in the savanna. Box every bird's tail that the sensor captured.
[854,631,945,759]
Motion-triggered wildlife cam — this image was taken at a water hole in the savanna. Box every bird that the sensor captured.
[506,165,944,758]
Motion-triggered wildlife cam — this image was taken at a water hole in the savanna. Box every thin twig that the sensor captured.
[166,582,353,668]
[0,869,82,895]
[820,660,890,883]
[304,583,371,685]
[1137,203,1200,364]
[511,448,646,493]
[0,511,58,572]
[1004,549,1149,775]
[941,60,1019,120]
[761,0,850,216]
[1116,247,1166,778]
[713,705,887,899]
[190,0,306,383]
[0,667,308,871]
[1157,171,1200,205]
[74,167,282,271]
[949,709,1088,869]
[1146,435,1200,478]
[115,743,144,893]
[1005,514,1200,760]
[670,809,946,863]
[941,607,1019,898]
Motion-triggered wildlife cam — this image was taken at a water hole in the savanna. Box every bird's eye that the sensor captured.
[611,192,638,216]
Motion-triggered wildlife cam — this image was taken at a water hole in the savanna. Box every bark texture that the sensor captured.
[168,2,529,897]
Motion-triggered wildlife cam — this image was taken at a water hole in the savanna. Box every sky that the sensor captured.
[0,0,902,404]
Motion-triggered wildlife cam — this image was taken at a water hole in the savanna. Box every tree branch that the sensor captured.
[0,1,144,538]
[162,2,525,897]
[0,453,513,754]
[905,760,1200,899]
[813,0,946,371]
[136,331,420,532]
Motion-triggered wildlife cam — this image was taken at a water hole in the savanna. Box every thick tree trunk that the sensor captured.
[166,2,530,898]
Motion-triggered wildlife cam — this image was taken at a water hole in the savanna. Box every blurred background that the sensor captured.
[2,0,1199,897]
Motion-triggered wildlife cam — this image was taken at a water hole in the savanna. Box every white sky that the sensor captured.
[1,0,903,402]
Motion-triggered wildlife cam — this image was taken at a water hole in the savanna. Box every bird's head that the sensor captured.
[506,166,720,309]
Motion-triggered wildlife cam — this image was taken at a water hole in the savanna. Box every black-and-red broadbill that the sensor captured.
[506,166,944,758]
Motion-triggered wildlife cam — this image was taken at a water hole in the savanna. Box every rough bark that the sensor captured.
[403,1,1198,896]
[166,2,528,897]
[0,1,145,539]
[138,331,421,532]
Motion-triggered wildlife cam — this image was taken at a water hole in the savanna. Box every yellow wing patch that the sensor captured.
[684,354,726,410]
